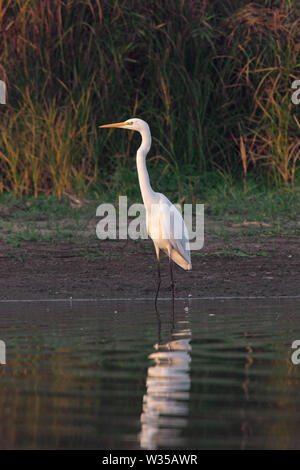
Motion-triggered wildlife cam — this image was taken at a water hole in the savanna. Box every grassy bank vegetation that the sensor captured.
[0,0,299,203]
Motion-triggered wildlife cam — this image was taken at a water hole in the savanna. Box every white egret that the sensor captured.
[99,118,192,307]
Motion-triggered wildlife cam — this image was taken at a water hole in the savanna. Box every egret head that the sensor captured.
[99,118,148,133]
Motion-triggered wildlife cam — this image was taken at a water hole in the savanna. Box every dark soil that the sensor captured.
[0,234,299,300]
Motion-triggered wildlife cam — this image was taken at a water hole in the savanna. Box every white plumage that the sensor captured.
[146,192,191,271]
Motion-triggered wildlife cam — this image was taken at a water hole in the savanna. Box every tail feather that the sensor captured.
[170,248,192,271]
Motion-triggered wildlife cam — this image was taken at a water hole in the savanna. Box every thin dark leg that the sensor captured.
[155,307,162,345]
[154,257,161,311]
[169,257,175,315]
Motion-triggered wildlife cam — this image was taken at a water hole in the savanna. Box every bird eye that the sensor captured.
[126,121,133,125]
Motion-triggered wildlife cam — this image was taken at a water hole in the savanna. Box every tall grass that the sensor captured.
[224,2,300,189]
[0,0,299,198]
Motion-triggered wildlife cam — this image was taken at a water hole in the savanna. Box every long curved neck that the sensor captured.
[136,125,156,206]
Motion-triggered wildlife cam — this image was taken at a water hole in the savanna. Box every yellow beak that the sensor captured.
[99,121,126,128]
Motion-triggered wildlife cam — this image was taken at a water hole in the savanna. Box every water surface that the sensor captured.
[0,298,300,450]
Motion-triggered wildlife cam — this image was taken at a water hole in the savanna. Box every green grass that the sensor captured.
[193,249,270,257]
[0,194,96,220]
[0,176,299,249]
[0,0,299,197]
[202,180,300,222]
[1,0,300,252]
[1,176,300,221]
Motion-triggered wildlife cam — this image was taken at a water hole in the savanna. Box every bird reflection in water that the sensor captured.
[139,311,192,449]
